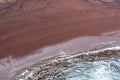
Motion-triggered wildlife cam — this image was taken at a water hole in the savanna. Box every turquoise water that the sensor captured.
[64,59,120,80]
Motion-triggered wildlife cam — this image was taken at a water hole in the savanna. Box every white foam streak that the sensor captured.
[55,46,120,61]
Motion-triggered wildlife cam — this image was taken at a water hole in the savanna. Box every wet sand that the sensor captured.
[0,0,120,59]
[1,34,120,80]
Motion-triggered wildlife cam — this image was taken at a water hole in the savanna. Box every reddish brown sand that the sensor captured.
[0,0,120,59]
[1,1,120,80]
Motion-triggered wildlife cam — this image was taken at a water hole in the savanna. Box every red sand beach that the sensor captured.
[0,0,120,80]
[0,0,120,59]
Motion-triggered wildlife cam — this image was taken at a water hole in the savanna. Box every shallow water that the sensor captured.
[15,46,120,80]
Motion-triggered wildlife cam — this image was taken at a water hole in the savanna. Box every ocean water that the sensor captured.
[15,46,120,80]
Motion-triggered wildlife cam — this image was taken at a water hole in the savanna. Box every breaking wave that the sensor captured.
[15,45,120,80]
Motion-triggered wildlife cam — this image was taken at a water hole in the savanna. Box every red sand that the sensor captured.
[0,0,120,59]
[0,1,120,79]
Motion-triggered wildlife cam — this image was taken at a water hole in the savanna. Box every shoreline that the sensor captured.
[0,1,120,79]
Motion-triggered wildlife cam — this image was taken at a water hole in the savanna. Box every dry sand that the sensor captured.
[0,0,120,59]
